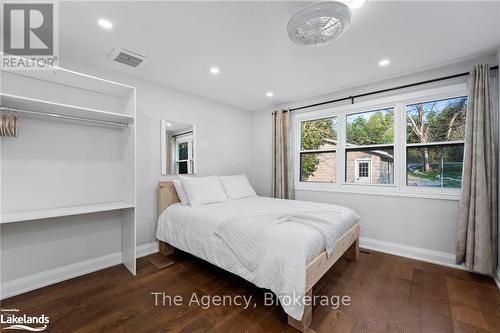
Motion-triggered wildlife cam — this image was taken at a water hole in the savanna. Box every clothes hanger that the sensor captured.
[12,112,17,137]
[5,111,11,136]
[0,111,18,137]
[0,111,6,136]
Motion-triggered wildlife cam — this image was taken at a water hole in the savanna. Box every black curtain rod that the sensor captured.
[286,65,499,112]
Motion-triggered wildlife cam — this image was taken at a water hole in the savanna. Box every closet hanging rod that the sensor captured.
[0,106,130,128]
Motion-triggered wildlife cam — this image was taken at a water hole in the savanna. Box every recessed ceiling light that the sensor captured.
[166,122,172,127]
[209,67,220,75]
[379,59,390,66]
[350,0,366,9]
[266,92,274,98]
[98,18,113,30]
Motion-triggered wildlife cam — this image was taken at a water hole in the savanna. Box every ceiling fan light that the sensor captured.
[287,1,351,46]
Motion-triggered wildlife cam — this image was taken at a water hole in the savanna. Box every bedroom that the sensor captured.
[0,0,499,332]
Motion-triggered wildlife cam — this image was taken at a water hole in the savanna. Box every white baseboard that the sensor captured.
[1,251,123,300]
[137,241,159,258]
[494,268,500,290]
[359,237,468,271]
[1,241,160,300]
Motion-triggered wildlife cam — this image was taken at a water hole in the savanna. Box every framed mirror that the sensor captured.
[161,120,196,175]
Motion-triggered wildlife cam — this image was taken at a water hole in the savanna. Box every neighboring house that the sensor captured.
[345,149,394,184]
[307,149,337,182]
[306,139,394,184]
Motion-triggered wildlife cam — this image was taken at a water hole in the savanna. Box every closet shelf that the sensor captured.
[0,94,135,126]
[1,202,135,224]
[2,66,134,97]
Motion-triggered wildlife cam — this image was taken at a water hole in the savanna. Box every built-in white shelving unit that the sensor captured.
[2,67,134,96]
[1,202,135,224]
[0,94,135,126]
[0,66,137,278]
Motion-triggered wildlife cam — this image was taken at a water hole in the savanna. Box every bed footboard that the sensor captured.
[287,289,313,332]
[287,224,360,332]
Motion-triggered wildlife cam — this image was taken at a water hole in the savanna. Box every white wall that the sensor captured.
[1,58,252,284]
[250,55,498,261]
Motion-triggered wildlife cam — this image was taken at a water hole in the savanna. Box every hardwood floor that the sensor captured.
[2,250,499,332]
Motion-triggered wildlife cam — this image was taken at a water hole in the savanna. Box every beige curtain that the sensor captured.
[272,110,293,199]
[456,64,498,274]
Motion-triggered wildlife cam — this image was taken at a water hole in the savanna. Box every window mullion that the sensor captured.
[339,112,346,187]
[300,149,337,153]
[398,101,406,191]
[344,143,394,150]
[406,141,464,147]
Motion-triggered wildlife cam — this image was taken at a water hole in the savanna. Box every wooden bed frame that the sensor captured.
[157,181,359,333]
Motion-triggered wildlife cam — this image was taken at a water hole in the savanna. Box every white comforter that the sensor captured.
[156,196,359,320]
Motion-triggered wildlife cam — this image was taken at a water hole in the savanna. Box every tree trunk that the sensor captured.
[421,147,430,172]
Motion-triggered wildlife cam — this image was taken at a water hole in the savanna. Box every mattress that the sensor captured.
[156,196,359,320]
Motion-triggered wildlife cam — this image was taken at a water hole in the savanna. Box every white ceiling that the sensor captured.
[59,1,500,111]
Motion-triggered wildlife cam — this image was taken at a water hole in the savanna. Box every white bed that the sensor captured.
[156,181,360,332]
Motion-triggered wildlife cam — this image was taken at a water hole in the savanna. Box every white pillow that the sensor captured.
[172,179,189,206]
[219,175,257,200]
[179,175,228,207]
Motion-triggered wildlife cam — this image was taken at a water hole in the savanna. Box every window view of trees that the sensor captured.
[407,145,464,188]
[346,109,394,145]
[345,109,394,184]
[406,96,467,188]
[300,117,336,182]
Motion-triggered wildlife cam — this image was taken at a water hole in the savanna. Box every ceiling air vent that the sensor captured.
[109,48,146,68]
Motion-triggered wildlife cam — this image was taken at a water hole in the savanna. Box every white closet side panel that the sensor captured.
[121,208,136,274]
[121,91,136,204]
[120,90,136,275]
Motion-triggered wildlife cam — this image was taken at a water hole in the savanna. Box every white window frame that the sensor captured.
[294,109,342,191]
[342,106,398,188]
[400,91,468,198]
[298,116,338,184]
[293,83,468,200]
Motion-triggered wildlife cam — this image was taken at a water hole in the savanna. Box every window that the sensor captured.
[175,134,194,174]
[345,108,394,184]
[299,117,337,182]
[355,159,371,182]
[293,84,468,198]
[405,96,467,188]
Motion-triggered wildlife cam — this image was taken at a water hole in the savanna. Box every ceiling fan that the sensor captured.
[287,1,353,46]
